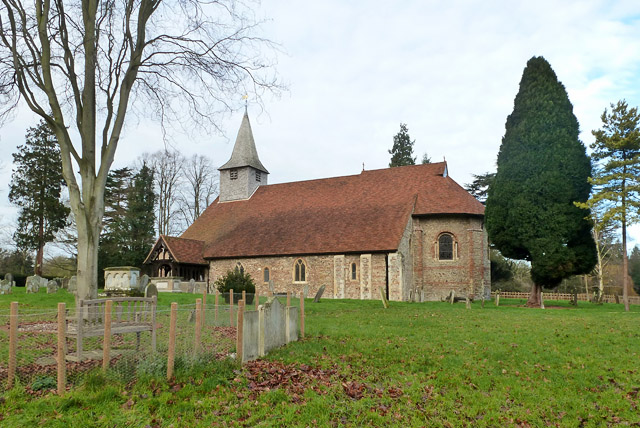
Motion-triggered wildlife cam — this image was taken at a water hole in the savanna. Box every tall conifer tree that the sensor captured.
[485,56,596,307]
[389,123,416,167]
[581,100,640,311]
[9,121,69,275]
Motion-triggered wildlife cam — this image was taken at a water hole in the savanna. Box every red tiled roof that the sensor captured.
[144,235,207,265]
[179,162,484,259]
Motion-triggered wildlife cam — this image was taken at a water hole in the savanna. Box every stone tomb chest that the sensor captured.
[104,267,140,292]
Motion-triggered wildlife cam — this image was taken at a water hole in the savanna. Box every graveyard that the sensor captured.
[1,287,639,426]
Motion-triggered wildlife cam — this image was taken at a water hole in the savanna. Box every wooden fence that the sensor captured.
[491,291,640,305]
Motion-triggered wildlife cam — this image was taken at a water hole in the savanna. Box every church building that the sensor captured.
[144,112,490,301]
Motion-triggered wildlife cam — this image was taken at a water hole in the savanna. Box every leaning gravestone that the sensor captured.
[0,279,11,295]
[47,279,59,294]
[313,284,326,303]
[68,276,77,294]
[138,274,150,293]
[188,278,196,293]
[26,275,41,293]
[144,283,158,299]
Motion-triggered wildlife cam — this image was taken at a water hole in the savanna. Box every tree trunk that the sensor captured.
[527,283,542,307]
[622,220,630,312]
[75,210,100,302]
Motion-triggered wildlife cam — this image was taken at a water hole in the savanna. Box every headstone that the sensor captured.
[68,276,77,294]
[61,277,69,290]
[26,275,41,293]
[380,287,389,309]
[268,279,275,294]
[303,284,309,299]
[47,279,59,294]
[313,284,326,303]
[40,276,48,288]
[188,278,196,293]
[0,279,11,295]
[4,273,13,283]
[138,274,150,293]
[144,283,158,299]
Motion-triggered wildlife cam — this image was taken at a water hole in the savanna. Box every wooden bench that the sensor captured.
[66,296,157,361]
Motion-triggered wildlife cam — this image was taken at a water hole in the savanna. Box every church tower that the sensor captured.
[218,111,269,202]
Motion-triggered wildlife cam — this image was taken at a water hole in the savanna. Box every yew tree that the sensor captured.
[485,56,596,307]
[0,0,278,300]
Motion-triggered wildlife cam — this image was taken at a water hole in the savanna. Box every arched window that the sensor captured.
[235,262,244,275]
[438,234,454,260]
[351,263,357,280]
[263,267,270,283]
[294,259,306,282]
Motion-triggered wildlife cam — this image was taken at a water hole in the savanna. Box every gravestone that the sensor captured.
[303,284,309,299]
[0,279,11,295]
[47,279,59,294]
[40,276,48,288]
[68,276,77,294]
[26,275,41,293]
[313,284,326,303]
[188,278,196,293]
[144,283,158,299]
[138,274,150,293]
[60,277,69,290]
[5,273,13,284]
[268,279,275,295]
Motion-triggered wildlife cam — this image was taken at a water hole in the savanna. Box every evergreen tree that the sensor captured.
[8,121,70,275]
[485,56,596,307]
[421,153,432,164]
[582,100,640,311]
[628,246,640,295]
[389,123,416,167]
[465,172,495,204]
[98,164,156,282]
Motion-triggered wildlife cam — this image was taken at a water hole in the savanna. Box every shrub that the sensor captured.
[215,268,256,294]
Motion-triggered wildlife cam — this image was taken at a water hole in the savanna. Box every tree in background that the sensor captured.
[146,150,185,236]
[0,0,279,301]
[99,164,156,281]
[8,121,70,275]
[389,124,416,167]
[179,154,219,227]
[628,246,640,295]
[465,172,495,204]
[0,248,34,276]
[583,100,640,311]
[421,153,432,164]
[485,56,596,307]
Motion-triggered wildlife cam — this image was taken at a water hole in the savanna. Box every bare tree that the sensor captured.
[179,154,218,227]
[145,150,185,236]
[0,0,279,300]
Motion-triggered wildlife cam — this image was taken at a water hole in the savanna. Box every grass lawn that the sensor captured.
[1,290,639,427]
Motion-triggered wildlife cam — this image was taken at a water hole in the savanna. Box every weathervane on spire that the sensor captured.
[242,94,248,112]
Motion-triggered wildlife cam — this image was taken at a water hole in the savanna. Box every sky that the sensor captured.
[1,0,640,250]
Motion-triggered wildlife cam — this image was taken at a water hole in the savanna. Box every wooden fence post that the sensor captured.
[287,291,291,307]
[103,300,113,372]
[167,302,177,380]
[300,294,305,339]
[215,291,219,323]
[255,291,259,310]
[242,290,246,306]
[194,298,202,354]
[201,289,207,329]
[57,302,66,395]
[236,299,245,363]
[230,289,234,327]
[8,301,17,389]
[495,291,500,307]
